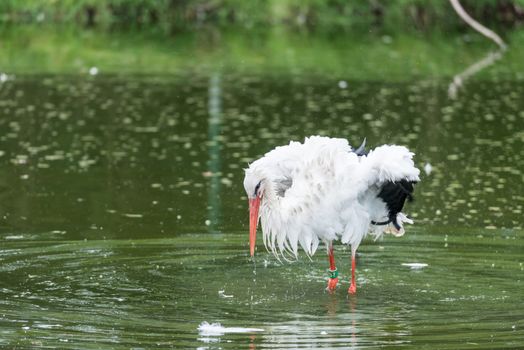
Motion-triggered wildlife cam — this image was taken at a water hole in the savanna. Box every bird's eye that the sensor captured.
[254,181,262,196]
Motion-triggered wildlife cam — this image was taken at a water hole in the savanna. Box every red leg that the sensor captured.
[326,243,339,291]
[348,253,357,294]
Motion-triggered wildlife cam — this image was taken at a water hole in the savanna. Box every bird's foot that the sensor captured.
[326,268,339,292]
[348,283,357,295]
[326,277,339,292]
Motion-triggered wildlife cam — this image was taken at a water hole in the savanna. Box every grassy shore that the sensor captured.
[1,25,523,80]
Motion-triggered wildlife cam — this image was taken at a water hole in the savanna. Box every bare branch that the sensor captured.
[449,0,507,50]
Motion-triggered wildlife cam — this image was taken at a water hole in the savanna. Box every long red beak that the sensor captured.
[249,197,261,256]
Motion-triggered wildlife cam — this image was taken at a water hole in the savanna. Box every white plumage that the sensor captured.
[244,135,420,293]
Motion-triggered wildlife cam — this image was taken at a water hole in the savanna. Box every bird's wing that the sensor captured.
[255,136,351,197]
[356,144,420,188]
[252,140,303,179]
[271,137,357,255]
[351,144,420,238]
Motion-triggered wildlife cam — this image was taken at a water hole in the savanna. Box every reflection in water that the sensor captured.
[448,49,504,99]
[326,294,339,317]
[348,296,357,347]
[326,296,358,347]
[207,73,223,234]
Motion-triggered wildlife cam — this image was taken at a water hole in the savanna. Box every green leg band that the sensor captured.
[328,268,338,279]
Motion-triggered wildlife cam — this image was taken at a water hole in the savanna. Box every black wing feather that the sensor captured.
[376,179,416,229]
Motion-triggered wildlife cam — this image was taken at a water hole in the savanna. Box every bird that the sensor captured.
[243,136,420,294]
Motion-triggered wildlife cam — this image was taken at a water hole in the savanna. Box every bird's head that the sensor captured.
[243,169,266,257]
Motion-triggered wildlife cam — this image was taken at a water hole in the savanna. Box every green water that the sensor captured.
[0,31,524,348]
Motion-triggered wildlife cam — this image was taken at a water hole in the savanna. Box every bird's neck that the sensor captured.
[260,181,280,212]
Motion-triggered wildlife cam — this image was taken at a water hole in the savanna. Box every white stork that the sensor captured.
[243,136,420,294]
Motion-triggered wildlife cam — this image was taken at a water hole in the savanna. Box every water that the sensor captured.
[0,60,523,347]
[0,231,522,348]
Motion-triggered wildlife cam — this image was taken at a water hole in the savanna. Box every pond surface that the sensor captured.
[0,65,523,348]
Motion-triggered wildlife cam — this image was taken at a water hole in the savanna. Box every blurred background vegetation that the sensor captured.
[1,1,523,76]
[1,0,523,32]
